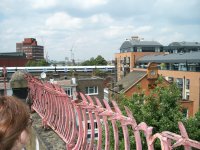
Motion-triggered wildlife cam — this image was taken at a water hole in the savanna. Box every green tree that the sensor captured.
[25,59,49,66]
[183,110,200,141]
[81,55,107,66]
[25,60,37,66]
[37,59,49,66]
[95,55,107,65]
[104,80,184,149]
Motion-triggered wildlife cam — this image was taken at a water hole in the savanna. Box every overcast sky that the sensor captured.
[0,0,200,61]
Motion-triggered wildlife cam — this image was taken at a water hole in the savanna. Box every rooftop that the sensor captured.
[0,52,26,58]
[115,70,146,93]
[120,40,163,51]
[168,41,200,47]
[137,51,200,63]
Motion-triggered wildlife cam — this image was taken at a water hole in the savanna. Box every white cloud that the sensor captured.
[89,14,113,24]
[134,26,153,33]
[0,0,200,61]
[104,25,133,38]
[69,0,108,9]
[30,0,58,9]
[45,12,82,30]
[160,27,172,33]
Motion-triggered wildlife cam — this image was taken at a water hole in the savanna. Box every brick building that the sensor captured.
[115,38,200,117]
[111,63,169,99]
[16,38,44,60]
[0,52,28,67]
[115,36,164,81]
[136,51,200,117]
[54,76,104,103]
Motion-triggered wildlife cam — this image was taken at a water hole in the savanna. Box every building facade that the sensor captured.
[54,76,104,103]
[115,37,165,81]
[164,41,200,53]
[16,38,44,60]
[0,52,28,67]
[135,52,200,116]
[111,63,168,97]
[115,38,200,117]
[120,36,163,53]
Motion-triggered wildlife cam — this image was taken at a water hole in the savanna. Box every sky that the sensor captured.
[0,0,200,62]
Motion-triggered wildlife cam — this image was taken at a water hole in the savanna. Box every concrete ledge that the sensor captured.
[29,113,66,150]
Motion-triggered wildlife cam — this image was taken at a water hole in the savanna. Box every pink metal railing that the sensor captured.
[25,75,200,150]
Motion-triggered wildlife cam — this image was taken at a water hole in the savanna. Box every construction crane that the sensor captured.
[69,44,75,66]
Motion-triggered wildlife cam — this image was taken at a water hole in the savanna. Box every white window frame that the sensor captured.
[86,86,98,95]
[65,87,72,97]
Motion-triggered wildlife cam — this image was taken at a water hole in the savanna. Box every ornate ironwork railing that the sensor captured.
[25,75,200,150]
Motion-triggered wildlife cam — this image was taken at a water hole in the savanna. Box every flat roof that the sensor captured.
[0,52,26,58]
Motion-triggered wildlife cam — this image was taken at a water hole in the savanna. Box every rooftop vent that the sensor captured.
[131,36,140,41]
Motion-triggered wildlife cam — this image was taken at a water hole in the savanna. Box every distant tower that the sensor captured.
[16,38,44,60]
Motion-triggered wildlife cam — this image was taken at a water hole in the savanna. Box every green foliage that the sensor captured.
[93,69,107,77]
[81,55,107,66]
[101,78,200,149]
[25,59,49,66]
[105,80,184,149]
[183,110,200,141]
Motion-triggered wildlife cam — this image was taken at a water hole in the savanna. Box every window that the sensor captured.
[137,47,142,52]
[87,123,91,129]
[86,86,98,95]
[65,87,72,97]
[176,78,183,89]
[95,133,98,137]
[176,78,183,96]
[155,47,160,52]
[87,122,98,130]
[186,93,190,100]
[182,108,188,118]
[186,79,190,90]
[87,134,91,139]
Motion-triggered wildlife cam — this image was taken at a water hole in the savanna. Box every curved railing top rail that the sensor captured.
[25,74,200,150]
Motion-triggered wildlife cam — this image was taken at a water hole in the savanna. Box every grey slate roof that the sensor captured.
[129,40,162,46]
[115,71,147,93]
[137,51,200,63]
[120,40,163,50]
[168,42,200,47]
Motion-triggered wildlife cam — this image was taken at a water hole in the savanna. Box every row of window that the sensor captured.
[121,47,162,53]
[65,86,98,97]
[168,77,190,90]
[167,77,190,100]
[85,86,98,95]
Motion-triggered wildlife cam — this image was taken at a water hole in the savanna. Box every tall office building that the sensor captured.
[16,38,44,60]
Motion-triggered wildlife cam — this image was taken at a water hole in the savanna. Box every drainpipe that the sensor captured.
[199,78,200,108]
[183,76,185,99]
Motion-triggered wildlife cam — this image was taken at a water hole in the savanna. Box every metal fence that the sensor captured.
[25,74,200,150]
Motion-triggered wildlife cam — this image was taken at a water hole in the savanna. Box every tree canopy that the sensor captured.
[103,79,200,149]
[81,55,107,66]
[25,59,49,66]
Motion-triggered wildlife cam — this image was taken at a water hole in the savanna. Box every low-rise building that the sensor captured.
[0,52,28,67]
[111,63,169,97]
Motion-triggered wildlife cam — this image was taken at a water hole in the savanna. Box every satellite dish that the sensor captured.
[40,72,46,79]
